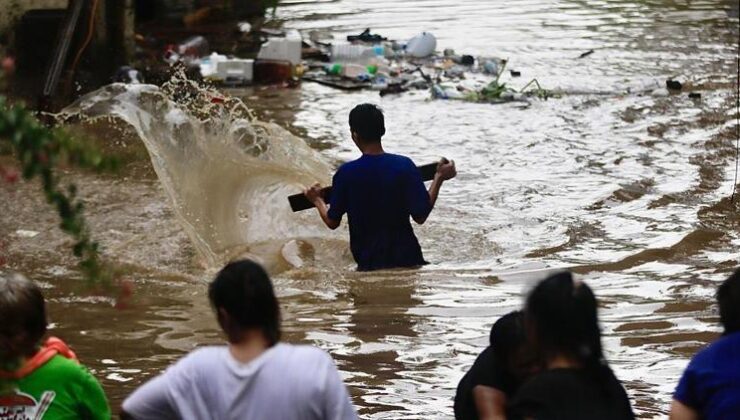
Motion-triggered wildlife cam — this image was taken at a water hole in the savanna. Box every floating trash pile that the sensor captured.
[123,26,701,106]
[301,29,551,105]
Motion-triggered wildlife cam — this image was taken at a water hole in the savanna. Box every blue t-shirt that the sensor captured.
[327,153,432,271]
[674,331,740,419]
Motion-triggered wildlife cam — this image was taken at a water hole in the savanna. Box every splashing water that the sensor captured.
[59,76,333,267]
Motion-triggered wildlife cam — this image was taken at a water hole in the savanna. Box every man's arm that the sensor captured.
[413,158,456,225]
[669,399,700,420]
[304,183,340,230]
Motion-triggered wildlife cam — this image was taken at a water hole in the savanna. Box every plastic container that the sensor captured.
[254,59,293,84]
[405,32,436,58]
[257,29,302,65]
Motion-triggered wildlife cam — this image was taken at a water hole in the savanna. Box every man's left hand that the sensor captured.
[303,183,325,204]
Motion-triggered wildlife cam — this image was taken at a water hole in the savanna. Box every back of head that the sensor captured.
[718,268,740,334]
[349,103,385,143]
[489,310,526,362]
[0,272,47,362]
[208,260,281,346]
[525,272,603,366]
[489,310,530,387]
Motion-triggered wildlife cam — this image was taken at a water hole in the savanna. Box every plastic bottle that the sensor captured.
[325,63,343,75]
[341,63,368,78]
[331,43,376,63]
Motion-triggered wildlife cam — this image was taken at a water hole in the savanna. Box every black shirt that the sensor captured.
[454,347,518,420]
[508,367,635,420]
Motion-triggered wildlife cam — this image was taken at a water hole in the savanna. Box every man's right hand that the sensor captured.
[436,158,457,181]
[303,183,324,205]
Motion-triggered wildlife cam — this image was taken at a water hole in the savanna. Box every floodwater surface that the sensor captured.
[1,0,739,418]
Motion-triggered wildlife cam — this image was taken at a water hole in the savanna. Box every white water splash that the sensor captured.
[59,81,332,267]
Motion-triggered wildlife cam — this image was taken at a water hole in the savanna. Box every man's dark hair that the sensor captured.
[0,273,47,361]
[209,260,281,346]
[718,268,740,334]
[349,103,385,142]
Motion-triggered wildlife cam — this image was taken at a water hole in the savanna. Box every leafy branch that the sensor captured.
[0,97,119,287]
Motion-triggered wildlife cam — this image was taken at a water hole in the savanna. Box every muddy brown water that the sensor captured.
[1,0,739,418]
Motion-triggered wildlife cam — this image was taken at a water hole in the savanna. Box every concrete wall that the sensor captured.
[0,0,69,33]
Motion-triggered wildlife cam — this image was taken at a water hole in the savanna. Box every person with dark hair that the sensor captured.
[122,259,357,420]
[670,268,740,420]
[508,272,634,420]
[454,311,537,420]
[0,272,110,419]
[304,103,456,271]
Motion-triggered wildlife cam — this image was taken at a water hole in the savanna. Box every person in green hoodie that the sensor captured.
[0,272,110,419]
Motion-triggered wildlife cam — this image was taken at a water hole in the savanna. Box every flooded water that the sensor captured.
[1,0,739,418]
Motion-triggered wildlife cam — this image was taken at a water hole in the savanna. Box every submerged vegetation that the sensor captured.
[470,60,552,103]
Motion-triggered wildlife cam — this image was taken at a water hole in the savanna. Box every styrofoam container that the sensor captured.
[216,59,254,82]
[257,29,302,65]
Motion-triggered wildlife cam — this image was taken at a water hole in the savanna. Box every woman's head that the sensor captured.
[208,260,281,346]
[0,272,47,362]
[525,271,603,366]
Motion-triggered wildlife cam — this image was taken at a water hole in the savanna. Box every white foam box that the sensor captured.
[257,29,302,65]
[215,59,254,82]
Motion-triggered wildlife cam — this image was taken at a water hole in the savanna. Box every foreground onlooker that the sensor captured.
[670,268,740,420]
[508,271,634,420]
[454,311,536,420]
[122,259,358,420]
[0,272,110,418]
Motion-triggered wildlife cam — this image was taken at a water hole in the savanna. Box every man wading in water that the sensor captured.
[304,103,457,271]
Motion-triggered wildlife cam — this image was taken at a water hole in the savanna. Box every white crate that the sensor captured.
[215,59,254,82]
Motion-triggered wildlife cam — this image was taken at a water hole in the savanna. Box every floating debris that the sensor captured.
[666,79,683,91]
[14,230,40,238]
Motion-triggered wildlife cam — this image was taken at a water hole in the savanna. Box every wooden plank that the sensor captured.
[302,75,371,91]
[288,162,439,212]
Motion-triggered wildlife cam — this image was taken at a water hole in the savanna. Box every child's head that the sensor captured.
[0,273,47,362]
[489,310,536,386]
[208,260,281,346]
[718,268,740,334]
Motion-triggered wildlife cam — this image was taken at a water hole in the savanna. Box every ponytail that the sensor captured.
[526,272,617,397]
